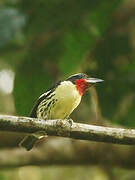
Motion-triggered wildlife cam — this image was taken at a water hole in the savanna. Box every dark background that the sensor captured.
[0,0,135,179]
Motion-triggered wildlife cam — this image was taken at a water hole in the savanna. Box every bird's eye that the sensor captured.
[82,74,88,79]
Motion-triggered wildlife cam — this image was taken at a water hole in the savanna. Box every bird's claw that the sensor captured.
[67,118,74,127]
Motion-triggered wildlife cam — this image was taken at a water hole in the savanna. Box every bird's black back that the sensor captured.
[30,81,61,118]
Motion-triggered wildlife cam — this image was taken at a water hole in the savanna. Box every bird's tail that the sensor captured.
[19,135,39,151]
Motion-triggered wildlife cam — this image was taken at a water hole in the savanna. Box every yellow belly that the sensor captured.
[49,81,81,119]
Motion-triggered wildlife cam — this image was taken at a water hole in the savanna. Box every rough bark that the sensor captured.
[0,115,135,145]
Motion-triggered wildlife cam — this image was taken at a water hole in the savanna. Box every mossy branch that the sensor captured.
[0,114,135,145]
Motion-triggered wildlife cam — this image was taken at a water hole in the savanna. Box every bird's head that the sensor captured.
[66,73,103,96]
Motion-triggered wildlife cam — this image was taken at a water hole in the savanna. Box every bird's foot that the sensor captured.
[67,118,74,127]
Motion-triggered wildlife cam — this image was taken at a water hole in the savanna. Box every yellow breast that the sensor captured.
[50,81,82,119]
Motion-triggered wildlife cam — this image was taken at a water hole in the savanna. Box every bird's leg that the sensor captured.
[66,116,74,127]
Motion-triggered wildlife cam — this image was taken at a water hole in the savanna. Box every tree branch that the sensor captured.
[0,114,135,145]
[0,139,135,169]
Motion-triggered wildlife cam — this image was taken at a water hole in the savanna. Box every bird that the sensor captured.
[19,73,103,150]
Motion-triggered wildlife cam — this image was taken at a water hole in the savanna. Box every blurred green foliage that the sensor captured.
[1,0,135,179]
[0,0,135,126]
[0,8,25,47]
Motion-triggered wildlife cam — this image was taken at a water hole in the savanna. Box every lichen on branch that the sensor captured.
[0,115,135,145]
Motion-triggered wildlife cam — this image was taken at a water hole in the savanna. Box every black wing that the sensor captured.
[29,81,61,118]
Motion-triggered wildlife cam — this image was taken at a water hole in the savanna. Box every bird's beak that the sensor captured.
[86,78,104,85]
